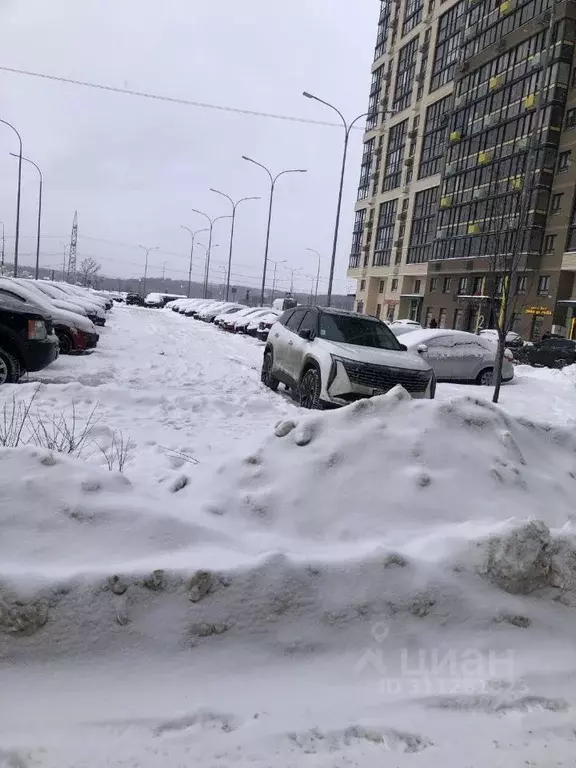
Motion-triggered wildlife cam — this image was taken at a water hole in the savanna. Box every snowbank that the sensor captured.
[3,388,576,660]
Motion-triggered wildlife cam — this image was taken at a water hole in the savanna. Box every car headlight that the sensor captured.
[328,355,353,388]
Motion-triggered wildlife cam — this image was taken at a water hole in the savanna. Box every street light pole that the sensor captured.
[288,266,302,295]
[210,189,260,301]
[139,245,158,296]
[302,93,381,306]
[306,247,321,304]
[0,222,4,274]
[191,208,232,298]
[241,156,307,305]
[268,259,287,303]
[0,119,23,276]
[11,153,43,279]
[181,226,208,297]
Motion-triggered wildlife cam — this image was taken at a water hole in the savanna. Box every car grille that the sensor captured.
[342,360,431,394]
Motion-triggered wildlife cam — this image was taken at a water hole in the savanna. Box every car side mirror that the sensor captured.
[398,343,407,351]
[417,344,428,354]
[299,328,313,341]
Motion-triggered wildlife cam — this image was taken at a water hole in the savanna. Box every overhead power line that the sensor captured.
[0,65,364,130]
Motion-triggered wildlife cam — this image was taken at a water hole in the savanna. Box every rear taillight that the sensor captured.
[504,348,514,361]
[28,319,47,340]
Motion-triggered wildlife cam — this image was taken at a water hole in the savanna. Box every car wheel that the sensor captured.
[299,365,323,409]
[477,368,494,386]
[261,351,279,392]
[57,331,74,355]
[0,348,21,385]
[556,358,568,369]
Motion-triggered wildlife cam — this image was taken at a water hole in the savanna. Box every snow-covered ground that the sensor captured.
[3,306,576,767]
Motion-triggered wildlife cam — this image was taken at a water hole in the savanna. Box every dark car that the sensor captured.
[0,295,59,384]
[126,292,145,306]
[521,337,576,368]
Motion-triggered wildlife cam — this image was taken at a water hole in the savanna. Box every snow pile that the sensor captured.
[4,387,576,660]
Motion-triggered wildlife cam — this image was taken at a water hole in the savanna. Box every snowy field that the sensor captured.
[3,305,576,767]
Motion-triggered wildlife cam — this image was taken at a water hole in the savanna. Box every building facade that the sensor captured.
[348,0,576,340]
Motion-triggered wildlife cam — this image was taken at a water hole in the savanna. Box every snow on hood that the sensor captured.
[323,339,431,371]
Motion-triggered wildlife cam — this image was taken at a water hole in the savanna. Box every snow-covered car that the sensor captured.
[184,300,215,317]
[200,302,242,323]
[262,306,435,408]
[388,323,420,338]
[234,308,272,334]
[478,329,524,349]
[20,279,107,327]
[55,283,109,319]
[0,278,99,354]
[214,306,248,326]
[220,306,262,332]
[399,328,514,385]
[390,319,422,329]
[145,292,187,308]
[256,311,282,342]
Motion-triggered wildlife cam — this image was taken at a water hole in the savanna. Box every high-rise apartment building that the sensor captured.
[348,0,576,340]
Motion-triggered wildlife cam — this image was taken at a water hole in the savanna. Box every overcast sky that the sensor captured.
[0,0,377,295]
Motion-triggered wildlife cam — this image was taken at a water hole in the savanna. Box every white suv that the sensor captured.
[261,307,435,408]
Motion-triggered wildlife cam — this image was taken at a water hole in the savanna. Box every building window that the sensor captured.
[544,234,556,253]
[438,308,447,328]
[537,275,550,295]
[430,1,465,93]
[430,277,438,292]
[349,208,366,269]
[567,194,576,251]
[418,95,451,179]
[376,303,382,318]
[391,278,398,291]
[374,199,398,266]
[403,0,423,36]
[402,197,410,211]
[457,277,467,294]
[407,186,439,264]
[442,277,452,293]
[357,139,374,200]
[567,108,576,129]
[558,151,571,173]
[387,305,396,322]
[360,279,366,291]
[414,279,422,293]
[383,120,408,191]
[357,300,364,314]
[424,308,433,327]
[374,0,391,60]
[551,193,563,213]
[379,279,386,293]
[393,38,419,113]
[516,276,527,295]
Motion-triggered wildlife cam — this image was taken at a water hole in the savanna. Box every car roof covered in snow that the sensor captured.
[398,328,494,349]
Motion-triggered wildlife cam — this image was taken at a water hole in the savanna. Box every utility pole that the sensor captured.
[0,119,23,277]
[268,258,286,303]
[162,261,167,281]
[139,245,158,296]
[11,153,43,279]
[0,222,4,275]
[67,211,78,281]
[180,226,208,297]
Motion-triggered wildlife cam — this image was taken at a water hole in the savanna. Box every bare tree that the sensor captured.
[77,256,101,287]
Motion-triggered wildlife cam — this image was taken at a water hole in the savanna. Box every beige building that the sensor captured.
[348,0,576,341]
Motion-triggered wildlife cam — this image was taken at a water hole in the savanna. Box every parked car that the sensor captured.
[235,308,272,334]
[0,278,99,355]
[20,280,107,327]
[390,319,422,329]
[262,306,435,409]
[249,310,279,338]
[0,293,59,384]
[126,292,145,306]
[185,300,215,317]
[272,297,298,312]
[220,306,261,332]
[214,306,248,326]
[519,336,576,368]
[398,329,514,385]
[256,312,281,342]
[199,302,241,322]
[145,292,187,308]
[478,329,524,349]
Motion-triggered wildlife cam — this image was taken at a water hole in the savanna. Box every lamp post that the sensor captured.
[181,226,208,297]
[191,208,232,298]
[0,119,23,276]
[302,92,387,306]
[287,266,302,295]
[268,258,287,303]
[10,153,42,279]
[210,189,260,301]
[306,247,322,304]
[241,156,306,305]
[139,245,158,296]
[0,222,4,274]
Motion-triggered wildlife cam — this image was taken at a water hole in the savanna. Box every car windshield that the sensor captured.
[319,314,402,350]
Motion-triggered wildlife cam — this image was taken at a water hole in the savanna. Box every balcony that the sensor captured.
[349,253,361,269]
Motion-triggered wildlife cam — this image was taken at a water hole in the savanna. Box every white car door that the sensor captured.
[272,308,306,377]
[286,310,319,380]
[420,336,456,380]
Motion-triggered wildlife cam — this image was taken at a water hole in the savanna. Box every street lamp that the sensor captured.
[306,247,322,304]
[181,226,209,297]
[241,156,307,305]
[286,266,302,295]
[139,245,159,296]
[210,189,260,301]
[191,208,232,298]
[10,153,42,279]
[0,119,23,276]
[0,222,4,274]
[302,92,390,306]
[268,258,287,303]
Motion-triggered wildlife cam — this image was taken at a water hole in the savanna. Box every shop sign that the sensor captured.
[524,306,553,316]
